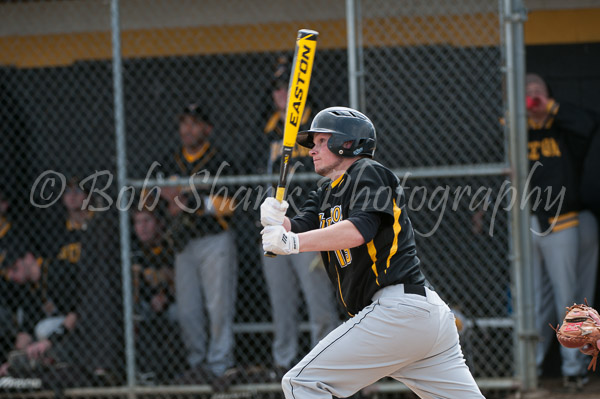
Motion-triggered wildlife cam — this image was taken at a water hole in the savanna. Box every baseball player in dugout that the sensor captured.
[261,57,339,380]
[525,74,599,390]
[260,107,484,398]
[159,103,238,384]
[130,196,183,382]
[53,177,94,267]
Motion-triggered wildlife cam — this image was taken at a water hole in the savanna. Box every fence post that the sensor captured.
[110,0,136,396]
[345,0,365,112]
[503,0,537,392]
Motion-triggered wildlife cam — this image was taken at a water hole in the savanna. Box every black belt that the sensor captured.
[404,284,426,297]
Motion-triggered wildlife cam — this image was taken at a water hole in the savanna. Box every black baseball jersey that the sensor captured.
[131,238,175,308]
[527,101,597,232]
[161,142,236,241]
[290,158,426,316]
[54,215,92,265]
[11,258,79,335]
[0,215,11,269]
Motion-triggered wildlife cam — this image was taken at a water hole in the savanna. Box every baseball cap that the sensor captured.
[180,103,212,125]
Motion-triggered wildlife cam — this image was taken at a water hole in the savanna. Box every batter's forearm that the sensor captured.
[297,220,364,252]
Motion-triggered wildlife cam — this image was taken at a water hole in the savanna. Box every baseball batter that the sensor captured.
[260,107,483,399]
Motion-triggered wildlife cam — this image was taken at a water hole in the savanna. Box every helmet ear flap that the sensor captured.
[327,134,351,156]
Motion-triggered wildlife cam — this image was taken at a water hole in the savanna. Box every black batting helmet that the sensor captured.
[297,106,376,158]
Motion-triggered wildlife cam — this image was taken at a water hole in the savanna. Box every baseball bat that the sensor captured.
[265,28,318,257]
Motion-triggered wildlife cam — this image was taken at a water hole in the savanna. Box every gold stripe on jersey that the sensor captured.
[183,142,210,163]
[544,116,556,129]
[301,107,311,125]
[175,144,218,176]
[385,200,402,273]
[553,211,578,223]
[264,107,311,135]
[175,153,187,174]
[215,215,229,231]
[549,211,579,233]
[367,240,379,286]
[331,174,345,188]
[527,100,560,130]
[192,148,217,175]
[264,111,281,134]
[0,220,10,238]
[334,261,351,317]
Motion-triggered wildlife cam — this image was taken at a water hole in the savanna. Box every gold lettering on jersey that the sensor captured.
[57,243,81,264]
[331,205,341,223]
[528,138,561,161]
[318,205,353,267]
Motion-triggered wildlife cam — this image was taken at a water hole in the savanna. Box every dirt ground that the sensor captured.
[505,372,600,399]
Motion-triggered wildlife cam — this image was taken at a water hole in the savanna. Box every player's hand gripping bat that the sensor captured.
[265,29,318,257]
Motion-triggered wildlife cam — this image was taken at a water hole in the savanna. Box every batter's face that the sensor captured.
[309,133,345,178]
[179,115,210,150]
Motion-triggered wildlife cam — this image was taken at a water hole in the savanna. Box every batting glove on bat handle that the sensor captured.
[261,197,289,227]
[262,225,299,256]
[262,197,290,257]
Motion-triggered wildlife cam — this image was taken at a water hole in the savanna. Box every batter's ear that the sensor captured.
[342,141,353,149]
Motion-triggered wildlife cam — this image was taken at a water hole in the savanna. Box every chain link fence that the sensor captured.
[1,0,519,397]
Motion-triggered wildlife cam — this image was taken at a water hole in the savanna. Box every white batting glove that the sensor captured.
[261,225,299,255]
[260,197,289,227]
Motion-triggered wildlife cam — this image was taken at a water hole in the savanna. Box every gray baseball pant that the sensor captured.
[577,210,598,307]
[531,215,582,376]
[175,231,237,376]
[282,284,483,399]
[263,251,339,368]
[576,210,599,372]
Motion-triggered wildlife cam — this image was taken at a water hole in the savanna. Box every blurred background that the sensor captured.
[0,0,599,398]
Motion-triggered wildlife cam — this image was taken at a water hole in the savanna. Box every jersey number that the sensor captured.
[334,248,352,267]
[58,243,81,264]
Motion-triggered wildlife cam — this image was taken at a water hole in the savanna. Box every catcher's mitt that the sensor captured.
[552,301,600,371]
